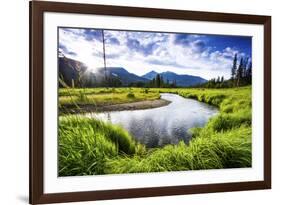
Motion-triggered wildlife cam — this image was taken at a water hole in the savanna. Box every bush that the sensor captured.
[127,92,135,98]
[143,88,149,94]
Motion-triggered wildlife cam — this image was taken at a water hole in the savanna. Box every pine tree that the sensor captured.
[216,76,221,84]
[236,57,244,87]
[155,74,161,88]
[151,78,155,87]
[172,79,177,88]
[246,61,252,84]
[231,54,238,80]
[220,76,224,88]
[166,79,169,87]
[160,75,164,88]
[243,57,249,78]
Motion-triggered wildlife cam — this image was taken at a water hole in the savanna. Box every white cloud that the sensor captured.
[59,29,249,80]
[59,28,104,73]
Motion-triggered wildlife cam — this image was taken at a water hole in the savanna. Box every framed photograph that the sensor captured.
[30,1,271,204]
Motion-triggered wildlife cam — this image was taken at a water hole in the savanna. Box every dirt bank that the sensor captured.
[60,99,171,114]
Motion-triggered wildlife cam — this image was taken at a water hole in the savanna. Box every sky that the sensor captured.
[58,27,252,80]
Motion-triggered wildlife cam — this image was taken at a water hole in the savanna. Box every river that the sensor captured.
[85,93,218,148]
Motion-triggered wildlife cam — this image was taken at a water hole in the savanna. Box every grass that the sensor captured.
[59,116,145,176]
[105,126,251,173]
[58,86,252,176]
[59,87,160,107]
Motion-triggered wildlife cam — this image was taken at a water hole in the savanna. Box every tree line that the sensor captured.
[146,74,177,88]
[63,72,178,88]
[195,53,252,88]
[231,53,252,86]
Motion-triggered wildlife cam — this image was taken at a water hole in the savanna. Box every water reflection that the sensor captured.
[86,93,218,148]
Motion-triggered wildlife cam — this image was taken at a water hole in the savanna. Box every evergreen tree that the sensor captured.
[246,61,252,84]
[156,74,161,87]
[220,76,224,88]
[160,75,164,88]
[231,54,238,80]
[173,79,177,88]
[242,57,249,78]
[236,57,244,87]
[151,78,155,87]
[216,76,221,84]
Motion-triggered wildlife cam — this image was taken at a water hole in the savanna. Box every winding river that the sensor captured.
[86,93,218,148]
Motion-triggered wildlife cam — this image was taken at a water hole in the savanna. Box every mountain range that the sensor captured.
[59,55,87,86]
[142,70,206,87]
[101,67,149,85]
[59,56,207,87]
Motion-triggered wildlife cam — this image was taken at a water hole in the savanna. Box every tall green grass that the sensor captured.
[59,116,144,176]
[105,126,251,174]
[59,86,252,176]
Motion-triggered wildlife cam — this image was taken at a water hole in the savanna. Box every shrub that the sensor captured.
[127,92,135,98]
[143,88,149,94]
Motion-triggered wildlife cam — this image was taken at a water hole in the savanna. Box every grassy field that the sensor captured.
[58,86,252,176]
[59,87,160,107]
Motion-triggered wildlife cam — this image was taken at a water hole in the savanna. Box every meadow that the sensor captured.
[59,87,161,113]
[59,87,160,106]
[58,86,252,176]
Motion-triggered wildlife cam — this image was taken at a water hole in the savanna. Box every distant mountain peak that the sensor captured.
[106,67,126,70]
[147,70,158,74]
[97,66,149,85]
[101,67,127,72]
[142,70,159,80]
[142,70,207,87]
[162,71,174,74]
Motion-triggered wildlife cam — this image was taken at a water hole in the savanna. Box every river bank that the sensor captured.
[60,98,171,114]
[90,93,218,148]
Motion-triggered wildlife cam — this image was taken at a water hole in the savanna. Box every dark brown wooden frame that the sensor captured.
[30,1,271,204]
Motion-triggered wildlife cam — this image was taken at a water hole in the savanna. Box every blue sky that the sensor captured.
[59,28,252,80]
